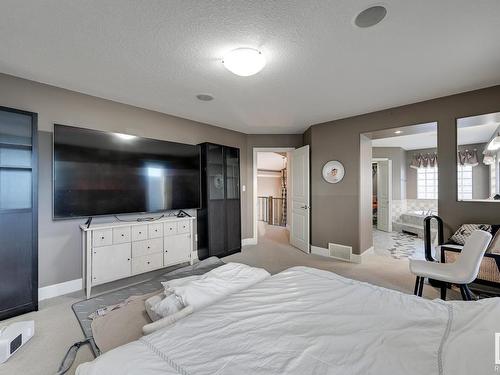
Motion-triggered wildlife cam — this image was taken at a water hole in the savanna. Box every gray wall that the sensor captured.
[308,85,500,254]
[372,147,406,200]
[0,73,301,287]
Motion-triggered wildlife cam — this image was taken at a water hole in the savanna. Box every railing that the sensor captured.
[257,196,286,227]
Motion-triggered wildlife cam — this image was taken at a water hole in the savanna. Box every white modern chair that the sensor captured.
[409,230,492,301]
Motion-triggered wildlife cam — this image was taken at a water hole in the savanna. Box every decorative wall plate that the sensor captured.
[322,160,345,184]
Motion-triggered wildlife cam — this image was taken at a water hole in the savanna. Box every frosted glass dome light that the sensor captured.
[222,48,266,76]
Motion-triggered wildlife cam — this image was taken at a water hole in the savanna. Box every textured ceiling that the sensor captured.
[1,1,500,134]
[257,152,287,171]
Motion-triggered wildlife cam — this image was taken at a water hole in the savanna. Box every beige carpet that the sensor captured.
[0,222,458,375]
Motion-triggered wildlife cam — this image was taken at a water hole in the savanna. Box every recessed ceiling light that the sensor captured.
[354,6,387,28]
[394,130,403,134]
[222,48,266,77]
[196,94,214,101]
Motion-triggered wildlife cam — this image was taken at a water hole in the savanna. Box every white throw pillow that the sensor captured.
[150,293,184,318]
[144,293,165,322]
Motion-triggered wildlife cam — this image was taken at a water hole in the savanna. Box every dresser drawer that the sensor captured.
[93,229,113,247]
[148,223,163,238]
[131,253,163,275]
[113,227,131,244]
[131,225,148,242]
[164,222,177,236]
[177,220,190,234]
[132,238,163,258]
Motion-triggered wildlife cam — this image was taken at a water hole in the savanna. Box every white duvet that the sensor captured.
[77,267,500,375]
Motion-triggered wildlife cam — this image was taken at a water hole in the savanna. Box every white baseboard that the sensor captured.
[38,278,83,301]
[242,237,258,246]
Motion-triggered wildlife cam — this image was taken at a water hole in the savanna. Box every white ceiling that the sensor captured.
[1,1,500,134]
[372,131,437,150]
[257,152,286,171]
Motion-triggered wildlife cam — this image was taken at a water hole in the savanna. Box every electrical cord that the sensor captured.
[55,338,92,375]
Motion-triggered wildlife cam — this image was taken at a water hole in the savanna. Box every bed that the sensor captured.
[76,266,500,374]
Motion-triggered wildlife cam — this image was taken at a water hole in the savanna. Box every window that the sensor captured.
[417,167,438,199]
[457,165,473,200]
[491,163,497,197]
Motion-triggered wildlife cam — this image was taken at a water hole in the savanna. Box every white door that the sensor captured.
[376,160,392,232]
[290,145,310,253]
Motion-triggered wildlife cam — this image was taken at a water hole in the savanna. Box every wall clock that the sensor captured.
[322,160,345,184]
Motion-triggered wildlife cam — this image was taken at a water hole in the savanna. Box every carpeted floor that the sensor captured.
[0,222,458,375]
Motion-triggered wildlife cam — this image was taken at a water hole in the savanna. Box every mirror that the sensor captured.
[456,111,500,202]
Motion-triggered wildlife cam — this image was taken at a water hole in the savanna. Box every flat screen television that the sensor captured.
[53,124,201,218]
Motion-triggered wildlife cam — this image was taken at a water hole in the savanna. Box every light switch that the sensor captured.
[242,185,246,192]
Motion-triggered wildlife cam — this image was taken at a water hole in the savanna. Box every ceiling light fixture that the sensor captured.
[222,48,266,77]
[354,6,387,28]
[196,94,214,101]
[394,130,403,134]
[115,133,136,140]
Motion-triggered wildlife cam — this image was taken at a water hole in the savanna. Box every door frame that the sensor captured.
[252,147,296,244]
[372,158,392,232]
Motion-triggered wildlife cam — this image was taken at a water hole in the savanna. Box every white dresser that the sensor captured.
[81,217,197,299]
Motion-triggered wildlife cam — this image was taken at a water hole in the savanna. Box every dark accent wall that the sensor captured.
[308,85,500,254]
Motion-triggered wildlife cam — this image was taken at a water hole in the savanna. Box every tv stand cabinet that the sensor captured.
[81,216,196,299]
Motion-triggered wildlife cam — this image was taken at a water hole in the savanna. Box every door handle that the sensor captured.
[301,205,309,209]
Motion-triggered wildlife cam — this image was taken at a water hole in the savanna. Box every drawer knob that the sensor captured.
[147,246,150,249]
[139,231,142,234]
[121,234,124,237]
[147,261,150,264]
[155,229,158,232]
[127,258,131,261]
[101,236,105,240]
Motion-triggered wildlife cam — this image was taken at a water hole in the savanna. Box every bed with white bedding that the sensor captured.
[76,266,500,375]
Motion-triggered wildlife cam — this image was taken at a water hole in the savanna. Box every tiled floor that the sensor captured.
[373,228,425,260]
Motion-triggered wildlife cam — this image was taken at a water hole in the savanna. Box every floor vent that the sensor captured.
[328,243,352,262]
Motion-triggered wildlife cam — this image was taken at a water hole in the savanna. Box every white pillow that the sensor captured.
[150,293,184,318]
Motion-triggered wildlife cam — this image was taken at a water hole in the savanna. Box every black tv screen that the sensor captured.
[53,125,200,218]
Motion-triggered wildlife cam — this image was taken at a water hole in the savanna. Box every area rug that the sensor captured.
[72,257,224,356]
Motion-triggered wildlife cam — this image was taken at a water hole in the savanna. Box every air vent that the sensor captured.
[196,94,214,101]
[328,243,353,261]
[354,6,387,28]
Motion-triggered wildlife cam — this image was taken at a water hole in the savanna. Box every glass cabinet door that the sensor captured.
[225,147,240,200]
[207,144,224,200]
[0,110,33,210]
[0,106,37,320]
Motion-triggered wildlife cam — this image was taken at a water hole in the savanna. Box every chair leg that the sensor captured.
[459,284,472,301]
[440,283,447,300]
[414,276,421,295]
[463,284,473,301]
[418,277,424,297]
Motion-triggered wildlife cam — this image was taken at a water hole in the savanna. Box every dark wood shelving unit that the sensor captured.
[197,143,241,260]
[0,106,38,320]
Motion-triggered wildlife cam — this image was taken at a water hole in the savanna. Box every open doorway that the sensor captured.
[252,146,310,253]
[255,150,291,245]
[363,122,438,261]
